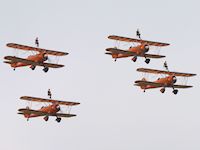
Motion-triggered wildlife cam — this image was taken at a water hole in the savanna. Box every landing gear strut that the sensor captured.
[56,117,61,123]
[132,56,137,62]
[145,58,150,64]
[43,67,49,73]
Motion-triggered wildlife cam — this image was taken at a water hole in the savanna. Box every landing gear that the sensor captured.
[173,89,178,95]
[114,58,117,62]
[30,65,36,70]
[43,116,49,121]
[132,56,137,62]
[145,58,150,64]
[160,88,165,93]
[43,67,49,73]
[13,68,16,71]
[56,117,61,123]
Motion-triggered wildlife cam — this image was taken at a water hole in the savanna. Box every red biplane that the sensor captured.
[106,35,169,64]
[4,43,68,72]
[134,68,196,94]
[18,96,80,122]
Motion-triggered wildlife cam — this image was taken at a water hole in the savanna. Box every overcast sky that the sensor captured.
[0,0,199,150]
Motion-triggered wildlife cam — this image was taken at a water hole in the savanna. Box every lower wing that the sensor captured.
[18,108,76,118]
[56,113,76,118]
[4,56,64,68]
[144,54,166,58]
[18,108,47,116]
[135,81,193,89]
[134,80,163,87]
[173,85,193,88]
[106,48,136,56]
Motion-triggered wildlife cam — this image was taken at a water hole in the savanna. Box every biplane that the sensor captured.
[4,43,68,72]
[18,96,80,122]
[134,68,196,94]
[105,35,169,64]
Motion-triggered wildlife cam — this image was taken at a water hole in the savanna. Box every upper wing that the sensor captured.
[4,56,64,68]
[144,54,165,58]
[18,108,76,117]
[108,35,170,47]
[137,68,196,77]
[106,48,136,56]
[7,43,68,56]
[20,96,80,106]
[134,80,163,87]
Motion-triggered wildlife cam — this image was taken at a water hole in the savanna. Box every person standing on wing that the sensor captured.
[136,29,141,39]
[48,89,52,99]
[35,37,39,47]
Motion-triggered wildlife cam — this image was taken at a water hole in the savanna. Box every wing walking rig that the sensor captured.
[4,43,68,72]
[105,35,169,63]
[18,96,80,122]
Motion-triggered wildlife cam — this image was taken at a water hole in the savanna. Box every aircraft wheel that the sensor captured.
[13,68,16,71]
[173,89,178,95]
[56,117,61,123]
[30,65,36,70]
[132,56,137,62]
[145,58,150,64]
[43,67,49,73]
[160,88,165,93]
[43,116,49,121]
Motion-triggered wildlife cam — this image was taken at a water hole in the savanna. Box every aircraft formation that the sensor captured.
[3,30,197,122]
[105,30,196,95]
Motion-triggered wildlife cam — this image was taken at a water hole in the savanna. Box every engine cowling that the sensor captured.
[144,45,149,52]
[56,105,60,111]
[172,76,177,83]
[43,56,48,61]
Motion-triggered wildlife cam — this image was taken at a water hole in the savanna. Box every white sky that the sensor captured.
[0,0,199,150]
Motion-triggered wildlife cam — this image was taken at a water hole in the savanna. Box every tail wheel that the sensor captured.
[173,89,178,95]
[56,117,61,123]
[43,67,49,73]
[132,56,137,62]
[145,58,150,64]
[160,88,165,93]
